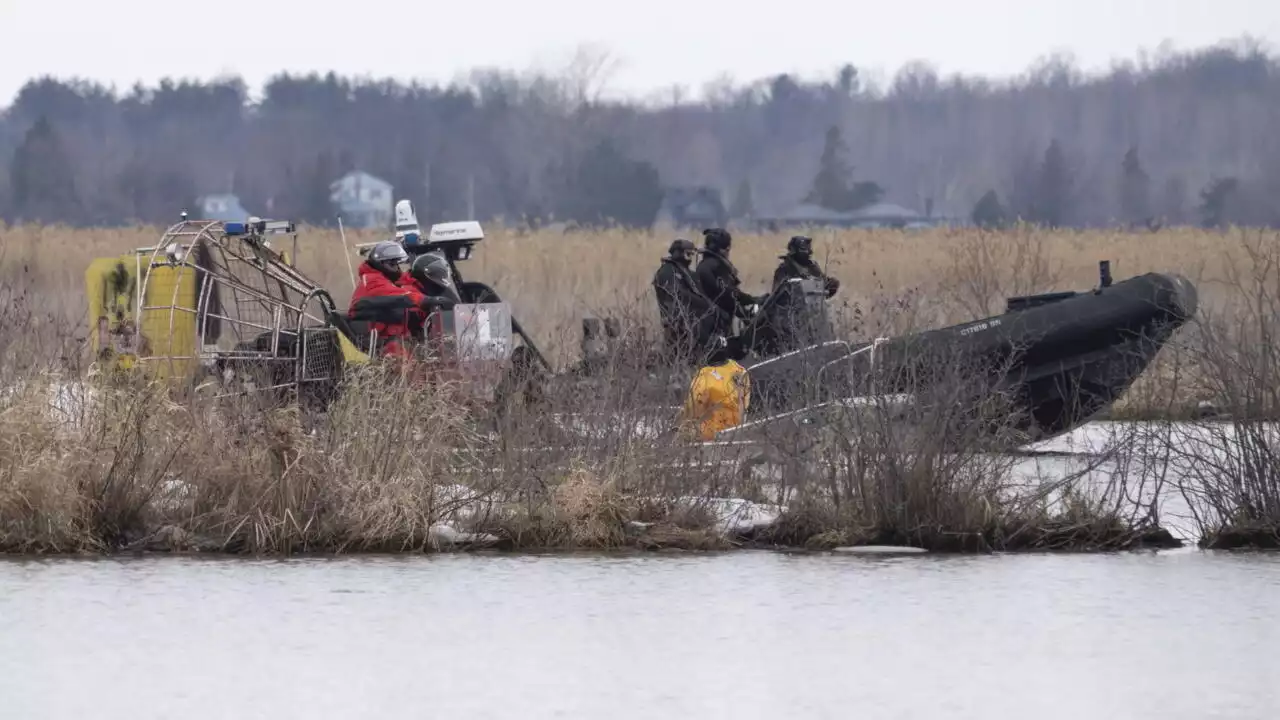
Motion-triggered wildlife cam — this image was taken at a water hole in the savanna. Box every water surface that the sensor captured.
[2,551,1278,719]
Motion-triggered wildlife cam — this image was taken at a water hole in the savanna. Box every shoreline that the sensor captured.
[13,538,1280,562]
[0,518,1209,558]
[8,504,1275,557]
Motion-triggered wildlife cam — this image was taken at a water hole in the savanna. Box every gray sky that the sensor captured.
[1,0,1276,105]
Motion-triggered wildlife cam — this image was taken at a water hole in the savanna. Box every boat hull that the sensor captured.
[743,272,1198,442]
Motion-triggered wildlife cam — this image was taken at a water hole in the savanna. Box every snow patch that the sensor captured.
[676,496,785,535]
[831,545,928,555]
[427,524,500,548]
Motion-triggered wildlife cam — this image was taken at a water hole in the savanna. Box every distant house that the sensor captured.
[330,171,394,229]
[754,201,958,230]
[653,186,728,231]
[756,203,855,228]
[845,201,937,229]
[197,194,251,222]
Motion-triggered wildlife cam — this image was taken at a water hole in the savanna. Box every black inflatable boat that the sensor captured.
[740,262,1198,442]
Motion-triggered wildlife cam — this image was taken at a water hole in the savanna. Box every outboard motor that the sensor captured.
[577,317,624,375]
[581,318,609,373]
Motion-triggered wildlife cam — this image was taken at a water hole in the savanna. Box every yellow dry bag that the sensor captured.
[681,359,751,441]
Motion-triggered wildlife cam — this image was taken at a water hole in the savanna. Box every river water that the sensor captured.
[2,551,1278,720]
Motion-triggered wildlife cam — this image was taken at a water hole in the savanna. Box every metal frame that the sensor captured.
[815,337,888,391]
[129,218,345,399]
[715,336,901,441]
[747,340,855,372]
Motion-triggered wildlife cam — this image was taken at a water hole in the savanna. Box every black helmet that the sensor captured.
[702,228,732,253]
[668,238,695,255]
[787,235,813,259]
[368,240,410,279]
[410,251,461,301]
[667,238,696,266]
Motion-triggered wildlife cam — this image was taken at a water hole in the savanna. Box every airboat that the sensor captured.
[85,201,1199,452]
[88,216,351,401]
[85,209,522,410]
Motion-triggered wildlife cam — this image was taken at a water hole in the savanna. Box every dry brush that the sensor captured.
[0,222,1277,553]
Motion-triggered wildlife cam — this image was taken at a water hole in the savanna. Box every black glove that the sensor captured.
[825,277,840,298]
[420,295,456,311]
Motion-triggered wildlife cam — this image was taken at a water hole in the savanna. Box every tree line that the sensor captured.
[1,38,1278,230]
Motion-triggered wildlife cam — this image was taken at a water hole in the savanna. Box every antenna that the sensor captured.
[338,216,356,293]
[467,173,475,220]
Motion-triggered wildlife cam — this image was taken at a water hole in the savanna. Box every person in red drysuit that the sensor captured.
[348,240,454,362]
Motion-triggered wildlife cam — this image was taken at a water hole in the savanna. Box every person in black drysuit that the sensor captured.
[653,238,726,364]
[695,228,764,343]
[764,235,840,354]
[771,235,840,297]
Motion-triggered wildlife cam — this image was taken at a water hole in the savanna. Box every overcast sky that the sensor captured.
[1,0,1276,105]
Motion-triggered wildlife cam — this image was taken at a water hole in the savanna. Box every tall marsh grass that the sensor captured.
[0,221,1277,553]
[0,221,1241,363]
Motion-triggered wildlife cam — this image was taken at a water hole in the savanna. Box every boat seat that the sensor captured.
[320,308,376,354]
[344,319,371,338]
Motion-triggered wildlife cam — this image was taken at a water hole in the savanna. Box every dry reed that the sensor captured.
[0,221,1240,365]
[1,221,1276,554]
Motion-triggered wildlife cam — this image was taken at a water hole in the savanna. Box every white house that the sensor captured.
[330,171,394,229]
[652,186,728,230]
[197,193,251,222]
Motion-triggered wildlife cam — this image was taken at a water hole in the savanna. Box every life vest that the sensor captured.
[681,359,751,441]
